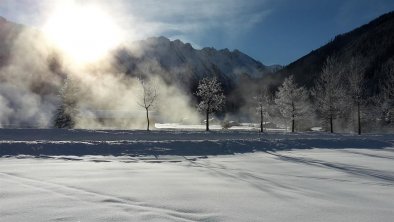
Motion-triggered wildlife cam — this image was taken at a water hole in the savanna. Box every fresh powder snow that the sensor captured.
[1,129,394,221]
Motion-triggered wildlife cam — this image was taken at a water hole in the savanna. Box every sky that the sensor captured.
[1,0,394,65]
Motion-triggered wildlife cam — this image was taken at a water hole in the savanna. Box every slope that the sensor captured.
[114,36,279,91]
[269,11,394,92]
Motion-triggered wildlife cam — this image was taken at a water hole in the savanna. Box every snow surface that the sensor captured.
[1,149,394,221]
[0,128,393,156]
[1,129,394,221]
[155,123,286,131]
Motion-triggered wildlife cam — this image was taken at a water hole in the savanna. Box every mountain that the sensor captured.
[269,11,394,93]
[114,36,280,91]
[0,17,280,115]
[0,16,279,92]
[3,10,393,116]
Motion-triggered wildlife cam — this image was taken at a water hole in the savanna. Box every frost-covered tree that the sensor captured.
[347,57,366,134]
[382,68,394,100]
[275,75,309,132]
[137,79,157,131]
[377,61,394,125]
[254,88,271,132]
[195,77,225,131]
[311,56,347,133]
[54,77,79,129]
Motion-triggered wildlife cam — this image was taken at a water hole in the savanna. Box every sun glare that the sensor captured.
[43,3,123,64]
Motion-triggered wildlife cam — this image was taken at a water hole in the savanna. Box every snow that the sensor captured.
[1,129,394,221]
[1,149,394,221]
[155,123,286,131]
[0,128,392,156]
[156,123,223,130]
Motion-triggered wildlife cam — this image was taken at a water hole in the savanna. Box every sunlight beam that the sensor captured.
[43,2,123,64]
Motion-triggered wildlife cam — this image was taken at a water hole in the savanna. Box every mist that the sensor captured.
[70,61,201,129]
[0,25,61,128]
[1,1,392,134]
[0,15,202,129]
[0,0,269,130]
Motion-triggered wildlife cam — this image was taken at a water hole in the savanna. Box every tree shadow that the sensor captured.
[0,132,392,157]
[266,151,394,183]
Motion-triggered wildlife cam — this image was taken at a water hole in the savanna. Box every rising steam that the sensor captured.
[0,2,201,129]
[0,26,61,128]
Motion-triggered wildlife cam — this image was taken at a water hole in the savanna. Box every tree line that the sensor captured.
[54,55,394,133]
[255,55,394,134]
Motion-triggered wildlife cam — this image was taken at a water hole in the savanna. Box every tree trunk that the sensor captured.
[260,108,263,133]
[330,114,333,133]
[146,108,150,131]
[291,103,295,133]
[206,110,209,131]
[357,102,361,135]
[292,114,295,133]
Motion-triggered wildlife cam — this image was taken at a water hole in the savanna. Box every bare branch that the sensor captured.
[137,78,158,131]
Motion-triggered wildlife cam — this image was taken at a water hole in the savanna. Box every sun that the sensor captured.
[43,3,123,64]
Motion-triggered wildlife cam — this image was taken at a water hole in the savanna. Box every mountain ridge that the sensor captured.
[268,11,394,93]
[0,11,393,116]
[114,36,281,90]
[0,17,281,83]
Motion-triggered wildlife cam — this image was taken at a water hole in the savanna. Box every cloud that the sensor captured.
[108,0,272,41]
[1,0,272,46]
[0,0,56,26]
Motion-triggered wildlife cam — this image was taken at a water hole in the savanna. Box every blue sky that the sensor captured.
[1,0,394,65]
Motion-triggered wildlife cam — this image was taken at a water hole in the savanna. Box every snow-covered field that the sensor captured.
[1,129,394,221]
[155,123,287,131]
[0,128,392,156]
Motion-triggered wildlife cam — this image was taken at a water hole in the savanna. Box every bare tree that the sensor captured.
[347,57,366,134]
[275,75,310,132]
[311,56,346,133]
[253,88,271,132]
[195,77,225,131]
[137,79,157,131]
